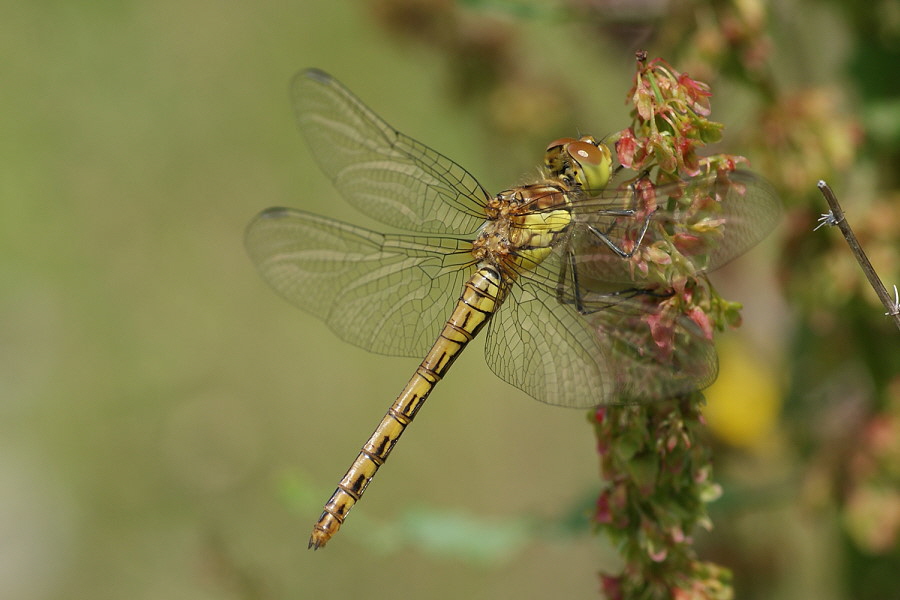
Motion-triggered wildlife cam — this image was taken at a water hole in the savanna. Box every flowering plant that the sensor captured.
[590,54,751,600]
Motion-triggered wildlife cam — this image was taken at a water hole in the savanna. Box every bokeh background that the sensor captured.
[2,1,898,599]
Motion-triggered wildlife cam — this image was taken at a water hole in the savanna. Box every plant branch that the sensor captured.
[816,181,900,331]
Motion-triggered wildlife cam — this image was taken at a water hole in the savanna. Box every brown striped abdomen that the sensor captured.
[309,264,505,549]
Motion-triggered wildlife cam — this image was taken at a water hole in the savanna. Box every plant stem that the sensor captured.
[816,180,900,331]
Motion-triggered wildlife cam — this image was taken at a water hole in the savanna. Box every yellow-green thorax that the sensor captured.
[473,183,573,276]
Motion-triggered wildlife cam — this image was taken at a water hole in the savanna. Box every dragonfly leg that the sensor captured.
[554,245,597,316]
[557,248,650,316]
[559,248,586,315]
[585,208,654,259]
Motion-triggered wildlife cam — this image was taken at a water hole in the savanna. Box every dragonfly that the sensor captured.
[245,68,780,549]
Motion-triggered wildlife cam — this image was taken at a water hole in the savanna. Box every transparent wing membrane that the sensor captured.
[580,292,719,401]
[293,69,490,235]
[566,169,781,285]
[245,208,475,358]
[484,281,612,408]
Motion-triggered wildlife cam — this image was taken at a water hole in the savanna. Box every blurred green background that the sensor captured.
[2,1,898,599]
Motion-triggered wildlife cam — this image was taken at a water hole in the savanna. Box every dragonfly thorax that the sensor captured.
[473,183,573,276]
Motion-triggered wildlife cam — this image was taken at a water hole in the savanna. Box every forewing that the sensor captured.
[569,169,781,285]
[245,208,474,357]
[484,280,613,409]
[293,69,490,235]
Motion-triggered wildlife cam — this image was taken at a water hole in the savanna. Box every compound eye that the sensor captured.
[546,137,578,152]
[566,140,604,165]
[544,137,579,180]
[566,141,612,194]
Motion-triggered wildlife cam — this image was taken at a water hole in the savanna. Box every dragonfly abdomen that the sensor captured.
[309,265,506,549]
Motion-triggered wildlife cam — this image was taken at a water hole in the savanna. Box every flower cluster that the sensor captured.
[615,56,728,178]
[592,53,742,599]
[591,400,731,600]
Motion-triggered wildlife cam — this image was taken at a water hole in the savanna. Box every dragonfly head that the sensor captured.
[544,135,612,196]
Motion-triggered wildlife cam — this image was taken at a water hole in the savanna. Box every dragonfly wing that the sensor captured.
[293,69,490,235]
[570,169,781,285]
[701,169,781,269]
[483,271,718,407]
[579,292,719,401]
[246,207,474,358]
[484,280,613,409]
